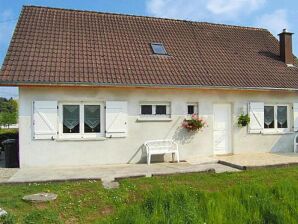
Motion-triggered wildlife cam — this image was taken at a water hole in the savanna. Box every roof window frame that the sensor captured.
[150,42,168,55]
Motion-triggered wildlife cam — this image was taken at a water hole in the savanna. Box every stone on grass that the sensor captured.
[102,181,119,189]
[0,208,7,217]
[22,193,57,202]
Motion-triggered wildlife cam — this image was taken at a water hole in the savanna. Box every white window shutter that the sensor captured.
[105,101,128,138]
[33,101,58,140]
[248,102,264,134]
[293,103,298,131]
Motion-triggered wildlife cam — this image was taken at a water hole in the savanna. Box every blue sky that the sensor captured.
[0,0,297,98]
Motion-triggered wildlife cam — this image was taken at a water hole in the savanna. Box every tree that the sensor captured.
[0,98,17,113]
[0,98,18,128]
[0,112,17,128]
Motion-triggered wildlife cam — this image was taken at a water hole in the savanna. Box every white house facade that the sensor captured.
[1,6,298,168]
[19,87,298,167]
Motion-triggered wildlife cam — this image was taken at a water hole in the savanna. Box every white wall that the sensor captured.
[19,86,298,168]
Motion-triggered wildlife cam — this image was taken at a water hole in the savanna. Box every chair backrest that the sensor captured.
[295,133,298,143]
[294,134,298,153]
[144,140,177,152]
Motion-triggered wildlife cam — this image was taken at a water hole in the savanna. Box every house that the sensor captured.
[0,6,298,168]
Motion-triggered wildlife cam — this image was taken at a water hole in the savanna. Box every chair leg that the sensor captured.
[147,154,151,165]
[176,152,180,163]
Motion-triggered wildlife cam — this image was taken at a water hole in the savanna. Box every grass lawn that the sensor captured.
[0,166,297,224]
[0,129,18,135]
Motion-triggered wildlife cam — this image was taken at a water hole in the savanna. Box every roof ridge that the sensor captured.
[23,5,268,32]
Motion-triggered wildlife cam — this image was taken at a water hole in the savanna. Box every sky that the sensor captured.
[0,0,297,98]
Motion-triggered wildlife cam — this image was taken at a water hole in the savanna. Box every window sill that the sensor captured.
[137,117,172,122]
[56,137,106,141]
[262,131,294,135]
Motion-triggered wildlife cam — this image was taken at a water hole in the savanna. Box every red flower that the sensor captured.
[182,115,207,132]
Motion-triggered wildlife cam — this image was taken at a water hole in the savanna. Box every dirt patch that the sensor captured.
[71,188,92,197]
[33,202,49,210]
[65,217,79,224]
[101,206,114,216]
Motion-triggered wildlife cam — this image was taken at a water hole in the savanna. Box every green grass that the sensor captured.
[0,129,18,135]
[0,166,297,223]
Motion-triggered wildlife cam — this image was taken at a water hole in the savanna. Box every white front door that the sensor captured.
[213,104,232,155]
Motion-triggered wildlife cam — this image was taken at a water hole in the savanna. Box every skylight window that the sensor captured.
[151,43,167,55]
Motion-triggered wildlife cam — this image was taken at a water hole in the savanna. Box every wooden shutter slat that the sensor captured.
[105,101,128,138]
[249,102,264,134]
[293,103,298,132]
[33,101,58,140]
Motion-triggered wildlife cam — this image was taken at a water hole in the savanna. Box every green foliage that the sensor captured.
[182,114,207,131]
[0,98,18,128]
[0,166,297,223]
[238,113,250,127]
[0,112,17,128]
[0,98,17,114]
[0,214,16,224]
[23,210,63,224]
[108,182,298,224]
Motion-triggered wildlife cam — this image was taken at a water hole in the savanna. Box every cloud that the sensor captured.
[255,9,289,35]
[146,0,266,21]
[207,0,266,16]
[146,0,207,20]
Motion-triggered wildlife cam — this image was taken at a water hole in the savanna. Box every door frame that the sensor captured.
[213,103,232,155]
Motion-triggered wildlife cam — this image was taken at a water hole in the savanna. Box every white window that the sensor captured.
[139,102,171,120]
[59,102,104,139]
[263,104,289,133]
[186,103,198,115]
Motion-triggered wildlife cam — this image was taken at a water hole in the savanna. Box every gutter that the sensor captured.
[0,80,298,92]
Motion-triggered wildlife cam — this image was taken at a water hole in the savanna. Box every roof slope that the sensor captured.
[1,6,298,90]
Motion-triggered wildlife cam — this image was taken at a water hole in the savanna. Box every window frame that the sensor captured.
[186,103,198,116]
[58,102,104,139]
[150,43,168,55]
[139,102,171,120]
[263,104,290,133]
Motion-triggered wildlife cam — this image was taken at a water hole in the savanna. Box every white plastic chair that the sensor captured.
[144,140,180,165]
[294,133,298,153]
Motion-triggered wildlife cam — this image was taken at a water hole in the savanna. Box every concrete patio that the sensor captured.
[1,161,238,184]
[0,153,297,184]
[217,152,298,170]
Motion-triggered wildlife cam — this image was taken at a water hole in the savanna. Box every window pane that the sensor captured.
[84,105,101,133]
[277,106,287,128]
[151,43,167,55]
[188,105,194,115]
[156,105,167,115]
[264,106,274,129]
[141,105,152,115]
[63,105,80,133]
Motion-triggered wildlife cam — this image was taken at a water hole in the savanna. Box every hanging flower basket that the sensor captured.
[182,114,207,132]
[238,114,250,127]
